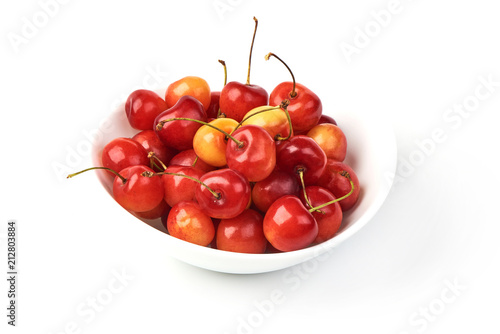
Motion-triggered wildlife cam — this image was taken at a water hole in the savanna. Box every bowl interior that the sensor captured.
[91,101,397,274]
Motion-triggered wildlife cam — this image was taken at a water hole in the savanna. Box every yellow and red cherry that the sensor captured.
[263,195,318,252]
[161,165,205,207]
[192,117,239,167]
[241,103,291,141]
[266,53,322,133]
[216,209,267,254]
[317,161,360,211]
[168,149,216,173]
[154,95,207,151]
[101,137,149,176]
[132,129,177,169]
[165,201,215,246]
[299,186,343,244]
[195,168,251,219]
[165,76,211,112]
[276,135,327,186]
[125,89,168,130]
[225,125,276,182]
[307,123,347,162]
[219,17,268,122]
[251,169,300,212]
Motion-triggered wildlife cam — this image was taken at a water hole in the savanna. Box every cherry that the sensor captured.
[134,199,170,220]
[101,137,149,176]
[165,76,211,112]
[168,149,216,173]
[276,135,327,186]
[266,53,322,133]
[195,168,251,219]
[263,195,318,252]
[317,160,360,211]
[161,165,206,207]
[299,186,343,244]
[125,89,168,130]
[251,169,300,212]
[154,95,207,151]
[225,125,276,182]
[132,129,177,169]
[307,123,347,162]
[68,165,164,213]
[318,114,337,126]
[219,17,268,122]
[165,201,215,246]
[192,117,239,167]
[216,209,267,254]
[240,101,292,141]
[206,91,221,119]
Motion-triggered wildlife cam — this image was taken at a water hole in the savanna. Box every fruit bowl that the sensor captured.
[91,100,397,274]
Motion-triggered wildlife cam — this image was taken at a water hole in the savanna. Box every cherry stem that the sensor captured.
[144,171,221,200]
[246,17,258,86]
[265,52,297,98]
[192,155,199,168]
[148,151,167,171]
[156,117,244,148]
[298,168,323,214]
[274,100,293,141]
[218,59,227,86]
[308,171,355,212]
[230,99,290,135]
[67,167,127,184]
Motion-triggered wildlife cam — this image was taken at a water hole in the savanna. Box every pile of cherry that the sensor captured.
[68,18,360,254]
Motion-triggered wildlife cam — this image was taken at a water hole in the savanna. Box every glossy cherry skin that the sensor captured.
[241,105,291,140]
[101,137,149,175]
[219,81,268,122]
[206,91,221,119]
[154,95,207,151]
[299,186,343,244]
[263,195,318,252]
[317,160,360,211]
[252,169,300,212]
[125,89,168,130]
[113,165,164,213]
[195,168,251,219]
[165,201,215,246]
[168,149,216,173]
[307,123,347,162]
[276,135,327,185]
[165,76,211,112]
[132,129,177,169]
[216,209,267,254]
[269,82,322,133]
[162,165,205,207]
[226,125,276,182]
[193,117,239,167]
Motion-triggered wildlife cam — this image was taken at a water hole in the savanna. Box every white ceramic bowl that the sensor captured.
[91,100,397,274]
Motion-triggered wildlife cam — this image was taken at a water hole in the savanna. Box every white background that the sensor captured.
[1,0,500,333]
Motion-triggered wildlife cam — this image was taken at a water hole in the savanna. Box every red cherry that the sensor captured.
[125,90,168,130]
[134,199,170,220]
[252,169,300,212]
[263,195,318,252]
[265,53,322,133]
[112,165,164,213]
[168,149,216,173]
[299,186,343,244]
[317,160,360,211]
[318,114,337,126]
[218,17,268,122]
[276,135,327,186]
[101,137,149,175]
[132,129,177,168]
[154,95,207,151]
[206,91,221,119]
[165,201,215,246]
[195,168,251,219]
[216,209,267,254]
[226,125,276,182]
[161,165,205,207]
